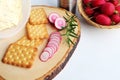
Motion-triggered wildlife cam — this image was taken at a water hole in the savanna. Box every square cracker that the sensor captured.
[2,44,37,68]
[29,8,48,25]
[15,36,43,48]
[26,23,49,40]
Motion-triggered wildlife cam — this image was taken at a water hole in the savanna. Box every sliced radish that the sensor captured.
[44,47,54,57]
[55,18,66,29]
[40,52,50,62]
[48,12,60,23]
[40,31,62,62]
[50,32,62,41]
[48,41,59,48]
[50,34,61,38]
[47,41,58,49]
[50,32,61,37]
[47,43,58,51]
[49,46,56,55]
[49,39,60,44]
[50,36,61,42]
[47,44,57,53]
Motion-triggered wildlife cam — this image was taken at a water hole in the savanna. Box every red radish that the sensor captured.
[110,0,119,6]
[111,14,120,24]
[84,7,94,15]
[92,0,106,7]
[55,18,66,29]
[94,12,100,18]
[40,52,50,62]
[48,12,60,23]
[95,14,112,25]
[83,0,92,5]
[101,2,115,16]
[116,5,120,14]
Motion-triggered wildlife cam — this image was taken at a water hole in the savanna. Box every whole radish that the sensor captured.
[116,5,120,14]
[92,0,106,7]
[85,7,94,15]
[110,0,119,6]
[95,14,112,25]
[111,14,120,24]
[101,2,115,16]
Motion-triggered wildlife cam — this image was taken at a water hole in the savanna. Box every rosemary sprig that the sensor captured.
[61,12,78,47]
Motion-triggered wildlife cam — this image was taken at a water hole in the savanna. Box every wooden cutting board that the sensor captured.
[0,5,81,80]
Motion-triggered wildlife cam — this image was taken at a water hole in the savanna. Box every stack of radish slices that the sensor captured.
[40,32,62,62]
[83,0,120,26]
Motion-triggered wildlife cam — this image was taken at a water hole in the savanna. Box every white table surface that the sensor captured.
[31,0,120,80]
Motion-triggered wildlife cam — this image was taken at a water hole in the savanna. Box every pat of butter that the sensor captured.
[0,0,22,31]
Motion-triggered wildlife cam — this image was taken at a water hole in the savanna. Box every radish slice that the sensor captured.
[48,41,59,48]
[40,52,50,62]
[44,47,54,57]
[50,32,62,41]
[48,13,60,23]
[49,39,60,44]
[55,18,66,29]
[50,34,61,38]
[49,46,56,55]
[47,44,57,53]
[50,36,61,42]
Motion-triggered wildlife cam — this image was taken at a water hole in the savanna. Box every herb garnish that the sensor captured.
[60,12,78,47]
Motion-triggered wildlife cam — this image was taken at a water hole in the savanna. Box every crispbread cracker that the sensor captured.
[26,23,49,40]
[15,36,43,48]
[2,44,37,68]
[29,8,48,25]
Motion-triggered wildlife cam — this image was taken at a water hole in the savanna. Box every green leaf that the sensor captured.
[66,11,70,17]
[70,31,77,36]
[68,38,75,45]
[70,24,78,26]
[63,16,69,22]
[66,38,70,47]
[69,33,78,38]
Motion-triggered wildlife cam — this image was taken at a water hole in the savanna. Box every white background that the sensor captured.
[31,0,120,80]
